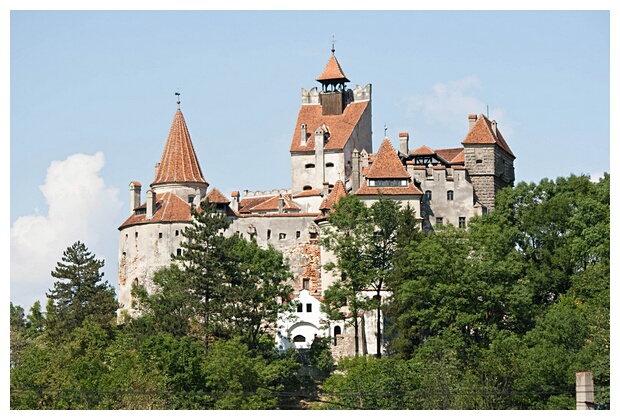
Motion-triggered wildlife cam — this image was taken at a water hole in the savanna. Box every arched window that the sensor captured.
[425,190,432,201]
[447,190,454,201]
[293,335,306,343]
[303,185,312,191]
[334,326,342,335]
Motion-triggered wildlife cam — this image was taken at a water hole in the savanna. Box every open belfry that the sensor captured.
[117,47,515,356]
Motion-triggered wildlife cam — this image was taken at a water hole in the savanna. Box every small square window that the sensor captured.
[279,233,286,240]
[436,217,443,225]
[302,278,310,290]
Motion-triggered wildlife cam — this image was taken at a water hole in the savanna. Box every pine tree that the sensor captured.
[46,241,117,339]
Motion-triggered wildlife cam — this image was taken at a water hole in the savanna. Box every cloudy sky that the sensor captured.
[6,2,614,311]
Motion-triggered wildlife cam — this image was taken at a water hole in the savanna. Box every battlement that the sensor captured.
[242,188,292,198]
[301,84,371,105]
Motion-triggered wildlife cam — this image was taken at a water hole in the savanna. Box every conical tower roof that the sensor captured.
[151,109,208,187]
[316,52,350,84]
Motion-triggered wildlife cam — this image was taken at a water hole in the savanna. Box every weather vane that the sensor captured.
[175,87,181,109]
[384,124,388,138]
[331,35,336,54]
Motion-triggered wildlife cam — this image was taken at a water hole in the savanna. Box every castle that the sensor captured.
[117,47,515,356]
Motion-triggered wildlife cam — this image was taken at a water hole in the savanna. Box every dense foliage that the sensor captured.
[10,174,610,410]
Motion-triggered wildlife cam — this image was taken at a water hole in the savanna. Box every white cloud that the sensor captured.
[399,75,514,138]
[10,152,123,310]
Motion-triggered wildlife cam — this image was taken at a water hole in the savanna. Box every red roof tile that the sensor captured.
[238,196,274,213]
[119,192,192,229]
[206,188,230,204]
[356,182,423,196]
[152,109,208,187]
[316,53,349,83]
[366,139,411,179]
[461,114,515,158]
[290,101,369,153]
[244,195,300,213]
[293,189,323,198]
[435,148,464,162]
[319,180,347,211]
[410,145,435,155]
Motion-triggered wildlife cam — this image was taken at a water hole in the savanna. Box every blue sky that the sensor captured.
[6,3,614,311]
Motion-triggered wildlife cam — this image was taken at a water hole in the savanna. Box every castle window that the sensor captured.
[459,217,466,228]
[296,231,301,239]
[436,217,443,225]
[176,248,182,256]
[306,303,312,312]
[303,185,312,191]
[175,230,179,236]
[188,195,195,204]
[309,232,318,240]
[326,162,334,168]
[279,233,286,240]
[425,190,432,201]
[135,232,139,238]
[334,326,342,335]
[447,190,454,201]
[293,335,305,343]
[297,303,303,313]
[305,163,315,169]
[159,232,163,239]
[302,278,310,290]
[267,229,272,240]
[476,159,483,164]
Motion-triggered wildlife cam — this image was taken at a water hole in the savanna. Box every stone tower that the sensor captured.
[290,47,372,195]
[462,114,516,211]
[117,105,208,317]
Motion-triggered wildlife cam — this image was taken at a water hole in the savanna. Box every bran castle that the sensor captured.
[117,48,515,357]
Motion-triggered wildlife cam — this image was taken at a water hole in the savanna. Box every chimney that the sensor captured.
[278,195,284,213]
[146,189,156,220]
[399,132,410,156]
[468,114,478,130]
[301,123,307,146]
[154,162,160,179]
[314,127,325,151]
[129,181,142,214]
[231,191,240,213]
[351,149,360,193]
[491,120,497,136]
[322,182,330,197]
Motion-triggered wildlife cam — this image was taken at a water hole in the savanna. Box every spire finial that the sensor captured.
[331,35,336,54]
[384,124,388,138]
[175,87,181,110]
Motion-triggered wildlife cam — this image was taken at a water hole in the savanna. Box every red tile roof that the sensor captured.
[206,188,230,204]
[289,101,369,153]
[293,189,323,198]
[316,53,349,83]
[366,139,411,179]
[435,148,464,162]
[462,114,515,158]
[242,194,300,213]
[319,180,347,211]
[118,192,192,229]
[151,109,208,187]
[410,145,435,155]
[238,196,274,214]
[356,182,423,196]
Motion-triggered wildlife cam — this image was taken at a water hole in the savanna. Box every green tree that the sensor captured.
[45,241,117,340]
[321,195,373,355]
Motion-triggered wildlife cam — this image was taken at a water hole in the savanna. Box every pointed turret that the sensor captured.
[151,109,208,190]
